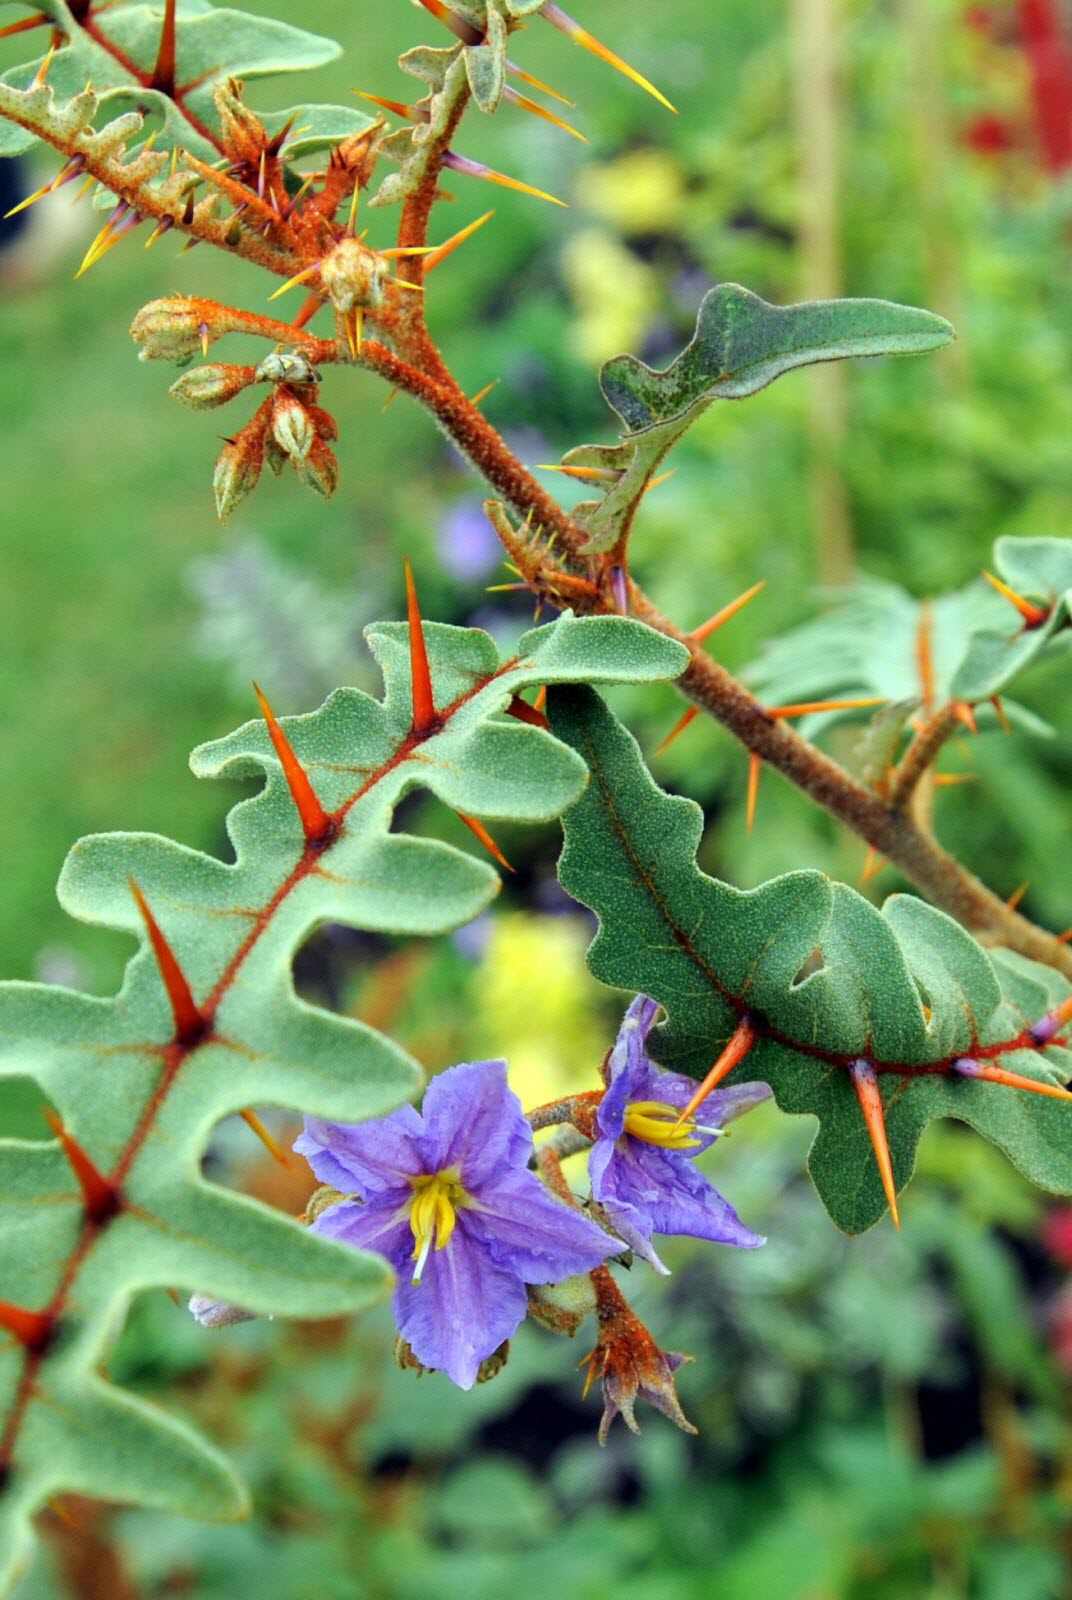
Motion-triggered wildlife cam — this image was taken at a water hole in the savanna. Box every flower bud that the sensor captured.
[319,236,386,312]
[527,1274,597,1337]
[296,435,339,499]
[272,390,315,461]
[306,403,339,442]
[213,401,271,520]
[170,364,257,409]
[131,297,218,363]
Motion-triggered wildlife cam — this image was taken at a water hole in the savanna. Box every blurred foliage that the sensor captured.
[5,0,1072,1592]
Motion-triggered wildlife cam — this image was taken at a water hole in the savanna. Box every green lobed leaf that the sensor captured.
[563,284,953,552]
[0,0,342,160]
[548,684,1072,1236]
[745,539,1072,746]
[0,614,686,1589]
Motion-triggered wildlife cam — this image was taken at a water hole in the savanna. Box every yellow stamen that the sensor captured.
[623,1100,702,1150]
[408,1168,468,1284]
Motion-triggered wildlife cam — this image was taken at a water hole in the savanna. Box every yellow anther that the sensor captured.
[408,1168,468,1281]
[623,1100,702,1150]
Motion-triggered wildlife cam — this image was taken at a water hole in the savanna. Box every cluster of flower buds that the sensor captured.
[206,351,340,519]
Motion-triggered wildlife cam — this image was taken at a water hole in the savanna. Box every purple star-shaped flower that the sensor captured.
[589,996,771,1273]
[295,1060,617,1389]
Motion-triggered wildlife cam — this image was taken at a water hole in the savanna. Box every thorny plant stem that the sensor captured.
[377,311,1072,979]
[889,705,960,811]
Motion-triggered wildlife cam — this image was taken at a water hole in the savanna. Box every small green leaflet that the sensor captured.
[557,284,954,553]
[549,684,1072,1235]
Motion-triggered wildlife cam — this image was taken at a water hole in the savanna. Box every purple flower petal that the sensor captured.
[465,1168,617,1281]
[419,1060,533,1188]
[308,1198,413,1273]
[295,1105,424,1197]
[393,1219,529,1389]
[604,1141,764,1251]
[597,995,660,1139]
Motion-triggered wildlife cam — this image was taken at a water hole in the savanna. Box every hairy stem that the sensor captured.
[889,705,959,810]
[384,361,1072,979]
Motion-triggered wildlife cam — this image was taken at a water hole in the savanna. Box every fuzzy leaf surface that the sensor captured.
[0,0,342,158]
[562,284,953,552]
[0,614,686,1590]
[549,686,1072,1235]
[745,537,1072,745]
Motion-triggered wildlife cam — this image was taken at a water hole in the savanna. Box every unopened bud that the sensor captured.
[272,391,315,461]
[131,296,222,363]
[170,363,257,409]
[265,435,288,477]
[527,1275,597,1337]
[296,434,339,499]
[307,403,338,442]
[213,402,271,520]
[320,235,385,312]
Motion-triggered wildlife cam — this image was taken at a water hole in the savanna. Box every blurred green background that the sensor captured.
[5,0,1072,1594]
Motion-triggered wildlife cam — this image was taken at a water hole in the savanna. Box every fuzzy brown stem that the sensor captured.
[888,704,959,810]
[382,360,1072,979]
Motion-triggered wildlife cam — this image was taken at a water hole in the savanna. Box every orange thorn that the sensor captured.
[149,0,177,95]
[457,812,515,872]
[536,462,620,483]
[1006,881,1029,911]
[953,1058,1072,1103]
[343,306,363,358]
[470,379,499,407]
[503,84,587,141]
[415,0,482,44]
[290,291,324,332]
[0,13,50,41]
[1058,927,1072,944]
[860,846,886,885]
[691,581,766,645]
[533,686,547,713]
[0,1300,52,1351]
[655,705,699,755]
[404,559,436,735]
[768,697,885,720]
[43,1110,118,1223]
[982,570,1050,629]
[381,386,400,413]
[268,260,323,301]
[253,684,334,844]
[423,209,495,274]
[504,694,550,730]
[951,700,978,734]
[642,469,676,494]
[673,1015,758,1128]
[507,61,575,106]
[441,151,567,208]
[32,40,56,86]
[848,1060,900,1229]
[933,772,976,788]
[240,1107,289,1166]
[129,879,206,1046]
[746,752,761,835]
[990,695,1011,735]
[354,90,423,121]
[539,2,678,112]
